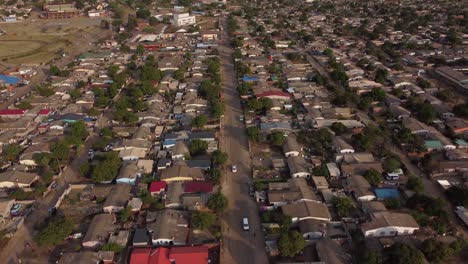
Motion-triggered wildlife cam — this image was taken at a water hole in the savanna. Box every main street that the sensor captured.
[219,18,269,264]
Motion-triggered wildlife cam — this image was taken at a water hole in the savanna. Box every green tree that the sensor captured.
[384,198,401,209]
[374,68,388,84]
[191,211,215,230]
[136,44,145,56]
[51,140,70,161]
[192,115,208,129]
[406,175,424,193]
[269,131,286,146]
[136,8,150,19]
[189,139,208,156]
[91,152,122,182]
[118,206,132,222]
[207,192,228,213]
[35,85,55,97]
[2,143,22,162]
[100,243,123,253]
[209,168,222,185]
[212,150,228,166]
[385,242,423,264]
[247,127,260,142]
[278,230,306,257]
[331,122,347,135]
[332,196,355,217]
[383,157,401,172]
[70,120,89,142]
[420,238,454,263]
[16,101,32,110]
[34,218,74,247]
[363,169,382,186]
[210,100,225,118]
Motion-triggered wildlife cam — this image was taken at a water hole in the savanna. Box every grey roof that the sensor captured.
[148,209,189,244]
[282,135,300,154]
[82,214,118,245]
[103,184,131,208]
[133,228,149,246]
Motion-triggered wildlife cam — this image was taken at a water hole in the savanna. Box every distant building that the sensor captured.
[172,13,196,26]
[435,67,468,94]
[43,4,80,19]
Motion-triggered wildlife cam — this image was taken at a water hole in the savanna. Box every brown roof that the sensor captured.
[361,212,419,232]
[281,201,331,221]
[341,163,383,176]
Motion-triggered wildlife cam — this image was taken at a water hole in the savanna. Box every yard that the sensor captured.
[0,12,110,65]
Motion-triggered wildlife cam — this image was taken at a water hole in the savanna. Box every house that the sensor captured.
[311,176,329,190]
[298,219,327,239]
[43,3,80,19]
[361,212,419,237]
[316,238,352,264]
[171,141,189,160]
[186,159,211,170]
[0,199,14,222]
[281,201,331,223]
[160,164,205,182]
[0,171,39,189]
[346,175,376,201]
[282,135,301,157]
[82,214,118,248]
[119,148,147,161]
[184,181,213,193]
[0,109,26,119]
[403,118,430,134]
[137,159,154,174]
[341,163,383,177]
[313,119,364,129]
[268,178,318,207]
[256,91,292,101]
[332,137,354,154]
[445,117,468,135]
[147,209,189,245]
[129,246,209,264]
[172,13,196,26]
[189,131,216,142]
[108,230,130,247]
[132,228,150,247]
[156,158,171,171]
[149,181,167,196]
[117,161,141,185]
[103,184,131,213]
[287,156,311,178]
[164,182,184,209]
[129,198,143,212]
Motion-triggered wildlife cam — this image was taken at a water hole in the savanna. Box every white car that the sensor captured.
[242,218,250,231]
[231,165,237,173]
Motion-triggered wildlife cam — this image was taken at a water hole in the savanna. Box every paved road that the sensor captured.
[219,18,269,264]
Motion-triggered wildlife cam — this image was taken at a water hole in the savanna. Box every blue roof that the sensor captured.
[374,188,400,200]
[0,74,21,85]
[243,75,258,82]
[163,139,177,146]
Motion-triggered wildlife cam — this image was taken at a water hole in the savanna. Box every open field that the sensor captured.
[0,13,110,65]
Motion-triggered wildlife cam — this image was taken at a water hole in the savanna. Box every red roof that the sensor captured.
[129,248,170,264]
[38,109,51,115]
[184,181,213,193]
[129,246,208,264]
[255,91,291,98]
[149,181,167,193]
[169,246,209,264]
[0,109,26,115]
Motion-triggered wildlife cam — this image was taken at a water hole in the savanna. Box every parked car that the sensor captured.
[242,217,250,231]
[232,165,237,173]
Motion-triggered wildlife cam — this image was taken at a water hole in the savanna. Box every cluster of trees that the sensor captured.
[207,192,228,213]
[331,196,355,217]
[2,143,22,162]
[407,194,450,234]
[192,115,208,129]
[247,126,260,142]
[237,82,252,96]
[328,58,349,87]
[90,152,122,182]
[189,139,208,156]
[392,125,425,153]
[358,87,386,110]
[49,65,70,77]
[191,211,215,230]
[421,238,466,263]
[247,97,273,113]
[268,131,286,147]
[34,218,74,247]
[298,128,332,158]
[405,97,436,124]
[35,85,55,97]
[351,125,385,152]
[363,169,382,186]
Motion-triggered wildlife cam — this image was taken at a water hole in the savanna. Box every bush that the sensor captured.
[191,211,215,230]
[207,192,228,213]
[34,218,74,247]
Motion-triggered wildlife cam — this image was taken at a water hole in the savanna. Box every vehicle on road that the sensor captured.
[10,204,22,216]
[231,165,237,173]
[239,115,244,122]
[249,186,255,197]
[50,181,58,190]
[242,217,250,231]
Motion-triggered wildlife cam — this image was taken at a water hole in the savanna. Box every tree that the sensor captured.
[192,115,208,129]
[16,101,32,110]
[127,14,138,31]
[406,175,424,193]
[385,242,423,264]
[207,192,228,213]
[91,152,122,182]
[384,198,401,209]
[51,140,70,161]
[2,143,21,162]
[331,122,347,135]
[189,139,208,156]
[269,131,286,146]
[35,85,55,97]
[420,238,454,263]
[383,157,401,172]
[210,100,225,118]
[453,103,468,118]
[118,206,132,222]
[191,211,215,230]
[247,127,260,142]
[34,218,74,247]
[212,150,228,166]
[446,186,468,207]
[136,44,145,56]
[278,230,306,257]
[70,120,89,142]
[416,77,431,89]
[363,169,382,186]
[100,243,123,253]
[374,68,388,84]
[209,168,222,185]
[49,65,61,76]
[136,8,151,19]
[332,196,355,217]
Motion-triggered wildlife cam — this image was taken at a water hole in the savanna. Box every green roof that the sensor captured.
[425,140,443,150]
[455,139,468,146]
